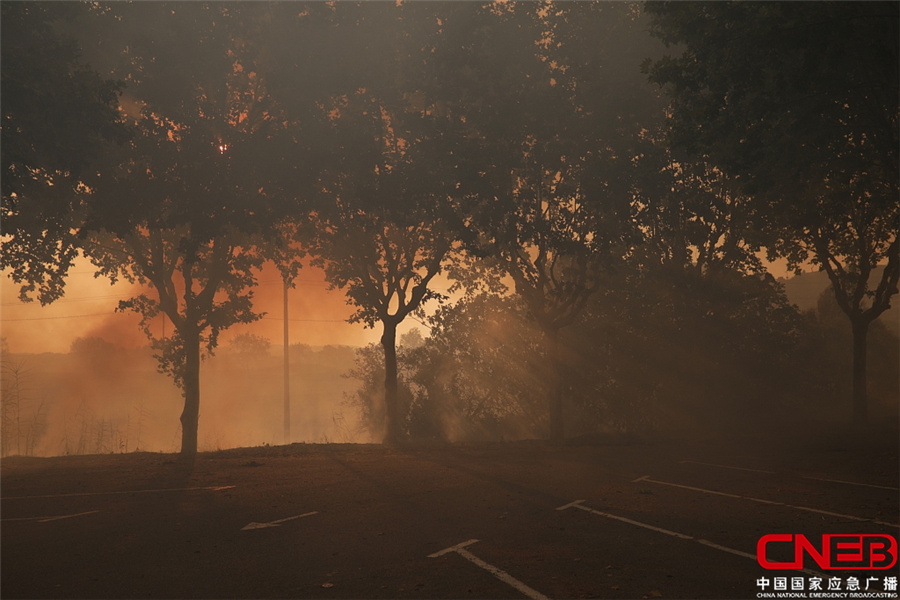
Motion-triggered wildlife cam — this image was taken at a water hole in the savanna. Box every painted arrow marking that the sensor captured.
[241,510,318,531]
[429,539,550,600]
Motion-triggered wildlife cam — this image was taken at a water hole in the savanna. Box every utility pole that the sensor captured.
[283,277,290,444]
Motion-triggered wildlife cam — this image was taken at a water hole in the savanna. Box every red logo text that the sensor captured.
[757,534,897,570]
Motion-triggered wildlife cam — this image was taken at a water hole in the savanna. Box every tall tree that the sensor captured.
[493,156,632,442]
[430,2,662,440]
[5,3,300,455]
[91,3,306,455]
[307,91,459,445]
[644,1,899,426]
[631,128,767,278]
[259,2,471,444]
[1,2,128,304]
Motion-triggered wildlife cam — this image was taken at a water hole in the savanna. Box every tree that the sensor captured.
[345,339,420,442]
[85,3,305,455]
[3,4,300,455]
[411,294,548,441]
[227,333,272,358]
[491,164,629,441]
[810,286,900,416]
[312,129,453,443]
[259,3,469,445]
[644,1,899,425]
[431,2,662,440]
[1,2,128,304]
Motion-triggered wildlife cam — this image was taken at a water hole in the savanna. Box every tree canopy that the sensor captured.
[644,0,899,425]
[1,2,128,304]
[3,1,897,452]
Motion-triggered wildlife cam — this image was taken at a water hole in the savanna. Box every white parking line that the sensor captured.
[429,539,550,600]
[0,485,235,500]
[800,475,899,491]
[633,475,899,528]
[679,460,775,474]
[241,511,318,530]
[680,460,899,491]
[1,510,101,523]
[556,500,824,577]
[556,499,692,539]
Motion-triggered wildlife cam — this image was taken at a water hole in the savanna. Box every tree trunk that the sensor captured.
[180,325,201,456]
[547,328,564,442]
[851,317,869,428]
[381,319,401,445]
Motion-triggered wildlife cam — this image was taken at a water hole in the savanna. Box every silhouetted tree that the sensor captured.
[308,140,456,444]
[87,4,307,455]
[411,294,548,441]
[260,3,470,444]
[645,1,899,426]
[810,287,900,416]
[1,2,128,304]
[4,4,301,455]
[433,3,662,440]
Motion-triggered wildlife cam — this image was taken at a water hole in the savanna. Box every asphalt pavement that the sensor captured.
[2,432,898,599]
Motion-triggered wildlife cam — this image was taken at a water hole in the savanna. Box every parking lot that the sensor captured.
[2,431,898,599]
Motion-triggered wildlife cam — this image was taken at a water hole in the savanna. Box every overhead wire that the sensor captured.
[3,313,351,323]
[1,278,328,307]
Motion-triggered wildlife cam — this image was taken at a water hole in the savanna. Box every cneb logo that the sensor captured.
[757,534,897,570]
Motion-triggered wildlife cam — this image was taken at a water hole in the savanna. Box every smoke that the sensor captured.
[198,343,372,450]
[1,339,371,457]
[0,259,149,354]
[220,262,377,350]
[1,341,183,456]
[0,258,385,456]
[1,257,379,356]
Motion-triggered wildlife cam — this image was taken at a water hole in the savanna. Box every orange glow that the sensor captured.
[1,258,149,354]
[0,257,381,355]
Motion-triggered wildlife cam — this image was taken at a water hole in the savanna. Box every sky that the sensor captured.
[1,253,789,356]
[0,256,432,355]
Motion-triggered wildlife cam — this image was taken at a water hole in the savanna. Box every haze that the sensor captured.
[1,2,897,457]
[2,4,898,599]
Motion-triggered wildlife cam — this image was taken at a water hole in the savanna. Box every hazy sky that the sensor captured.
[1,253,788,355]
[0,257,428,354]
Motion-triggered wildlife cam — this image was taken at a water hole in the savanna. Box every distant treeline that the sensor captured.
[2,271,896,456]
[0,339,363,457]
[350,273,899,442]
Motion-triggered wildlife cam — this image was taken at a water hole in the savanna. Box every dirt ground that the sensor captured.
[2,427,898,600]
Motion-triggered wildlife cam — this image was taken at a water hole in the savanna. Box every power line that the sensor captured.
[257,279,328,286]
[1,313,349,323]
[1,312,115,322]
[1,293,134,307]
[1,280,328,307]
[261,317,348,323]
